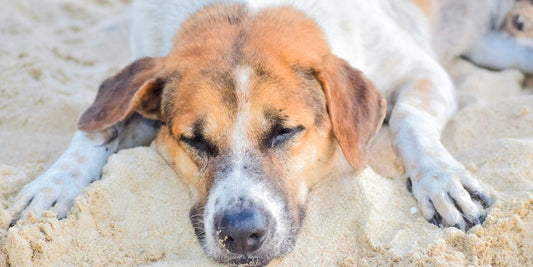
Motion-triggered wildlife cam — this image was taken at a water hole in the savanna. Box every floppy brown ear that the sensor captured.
[318,55,386,170]
[78,57,165,132]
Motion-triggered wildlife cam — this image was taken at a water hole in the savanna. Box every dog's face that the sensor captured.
[78,4,385,266]
[157,62,336,265]
[504,0,533,38]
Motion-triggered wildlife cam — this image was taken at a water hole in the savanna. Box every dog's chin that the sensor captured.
[202,230,298,266]
[210,242,293,267]
[228,256,272,266]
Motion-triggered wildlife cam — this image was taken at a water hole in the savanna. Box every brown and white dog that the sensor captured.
[9,0,516,265]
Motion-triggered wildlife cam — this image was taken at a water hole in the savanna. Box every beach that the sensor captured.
[1,0,532,266]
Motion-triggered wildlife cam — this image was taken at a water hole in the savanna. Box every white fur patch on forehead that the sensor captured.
[231,65,253,156]
[235,65,252,97]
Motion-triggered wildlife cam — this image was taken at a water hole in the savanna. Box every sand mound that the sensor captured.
[1,0,532,266]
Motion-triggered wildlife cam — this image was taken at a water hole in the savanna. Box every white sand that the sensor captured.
[1,0,532,266]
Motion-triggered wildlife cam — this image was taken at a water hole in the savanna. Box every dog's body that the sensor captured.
[14,0,533,265]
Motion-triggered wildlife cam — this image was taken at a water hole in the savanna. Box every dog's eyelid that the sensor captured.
[281,125,305,134]
[270,125,305,148]
[179,134,218,156]
[178,134,193,142]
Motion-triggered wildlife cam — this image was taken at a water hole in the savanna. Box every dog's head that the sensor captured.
[504,0,533,38]
[78,4,385,266]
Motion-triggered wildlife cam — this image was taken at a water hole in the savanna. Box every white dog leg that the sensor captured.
[389,63,491,231]
[9,114,158,225]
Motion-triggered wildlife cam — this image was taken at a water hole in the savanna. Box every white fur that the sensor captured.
[465,32,533,73]
[231,65,252,156]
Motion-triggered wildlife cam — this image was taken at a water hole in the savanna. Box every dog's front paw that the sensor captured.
[407,166,492,231]
[9,170,83,227]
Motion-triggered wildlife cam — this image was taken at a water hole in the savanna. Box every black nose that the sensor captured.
[215,208,268,254]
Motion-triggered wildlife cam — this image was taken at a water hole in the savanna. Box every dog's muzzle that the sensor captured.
[198,155,295,266]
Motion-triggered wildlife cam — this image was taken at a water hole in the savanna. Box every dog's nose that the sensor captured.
[215,208,268,254]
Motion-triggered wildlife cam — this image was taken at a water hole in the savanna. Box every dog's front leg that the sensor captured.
[389,63,491,231]
[9,114,158,226]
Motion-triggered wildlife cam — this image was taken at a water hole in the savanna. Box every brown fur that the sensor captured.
[78,57,165,131]
[78,4,386,211]
[401,78,440,117]
[318,55,386,170]
[411,0,434,19]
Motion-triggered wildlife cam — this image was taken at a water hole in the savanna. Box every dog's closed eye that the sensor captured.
[180,135,218,157]
[265,125,304,148]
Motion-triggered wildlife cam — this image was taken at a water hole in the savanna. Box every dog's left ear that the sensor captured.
[317,55,386,170]
[78,57,166,132]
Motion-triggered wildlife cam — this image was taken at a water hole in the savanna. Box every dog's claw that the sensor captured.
[406,177,412,193]
[463,214,486,231]
[455,221,467,231]
[429,216,439,227]
[476,193,492,208]
[479,214,486,224]
[465,187,492,209]
[428,201,443,227]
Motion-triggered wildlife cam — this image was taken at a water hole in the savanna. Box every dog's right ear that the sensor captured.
[317,55,386,171]
[78,57,166,132]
